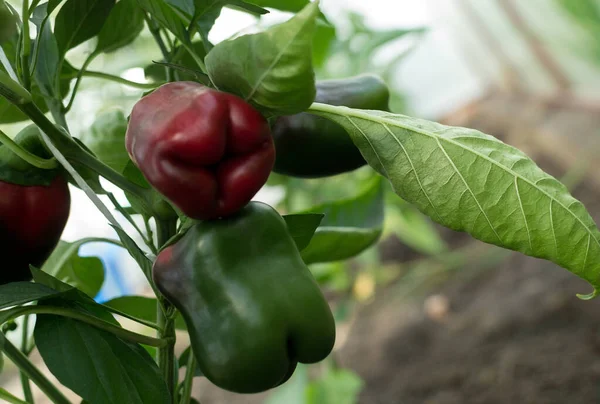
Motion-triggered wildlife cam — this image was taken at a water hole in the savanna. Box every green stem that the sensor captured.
[0,129,59,170]
[156,219,177,402]
[0,70,32,104]
[64,52,98,113]
[1,334,71,404]
[179,350,196,404]
[0,387,32,404]
[21,0,31,91]
[1,306,170,348]
[20,316,34,404]
[81,70,162,89]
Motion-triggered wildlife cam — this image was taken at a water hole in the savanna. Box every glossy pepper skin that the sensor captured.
[153,202,336,393]
[0,128,71,284]
[125,82,275,220]
[272,74,390,178]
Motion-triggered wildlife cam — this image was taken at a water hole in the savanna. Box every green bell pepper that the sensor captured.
[152,202,336,394]
[271,74,390,178]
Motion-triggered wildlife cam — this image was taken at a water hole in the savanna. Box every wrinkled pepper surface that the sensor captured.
[272,74,390,178]
[153,202,336,393]
[0,126,71,284]
[126,82,275,220]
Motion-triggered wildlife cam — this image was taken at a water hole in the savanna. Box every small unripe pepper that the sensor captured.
[0,127,71,284]
[125,82,275,220]
[153,202,336,393]
[272,74,390,178]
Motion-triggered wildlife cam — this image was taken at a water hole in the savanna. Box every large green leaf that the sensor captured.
[0,282,64,310]
[283,213,324,251]
[35,314,170,404]
[205,0,319,116]
[95,0,145,54]
[310,104,600,297]
[80,110,130,174]
[54,0,116,55]
[42,240,106,298]
[300,176,385,264]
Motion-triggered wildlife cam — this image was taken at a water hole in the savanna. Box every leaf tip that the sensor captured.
[576,289,599,301]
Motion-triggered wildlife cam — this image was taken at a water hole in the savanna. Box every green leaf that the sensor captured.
[80,110,130,174]
[310,104,600,294]
[32,19,60,98]
[35,314,171,404]
[283,213,324,251]
[312,17,335,69]
[42,240,106,298]
[144,41,207,82]
[300,176,385,264]
[306,368,363,404]
[95,0,145,53]
[54,0,116,55]
[0,282,64,310]
[103,296,187,330]
[137,0,190,44]
[246,0,310,13]
[205,0,319,116]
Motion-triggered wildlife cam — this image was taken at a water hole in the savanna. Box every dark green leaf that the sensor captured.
[80,110,130,173]
[95,0,145,53]
[137,0,190,43]
[246,0,310,13]
[35,315,170,404]
[54,0,116,55]
[310,105,600,297]
[42,240,106,298]
[205,1,319,116]
[283,213,324,251]
[300,177,385,264]
[0,282,63,310]
[103,296,187,330]
[144,41,207,82]
[33,19,60,98]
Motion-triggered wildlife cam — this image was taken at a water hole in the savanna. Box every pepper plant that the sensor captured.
[0,0,599,403]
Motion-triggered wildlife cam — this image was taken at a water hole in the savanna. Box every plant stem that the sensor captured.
[64,52,98,113]
[1,334,71,404]
[81,70,162,89]
[20,0,31,91]
[0,129,59,170]
[0,70,32,104]
[1,306,170,348]
[20,316,34,404]
[0,388,29,404]
[179,350,196,404]
[156,219,178,402]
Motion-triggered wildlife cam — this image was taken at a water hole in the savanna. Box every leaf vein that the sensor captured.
[515,177,533,252]
[435,138,502,243]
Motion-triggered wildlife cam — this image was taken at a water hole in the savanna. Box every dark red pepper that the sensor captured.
[1,176,71,284]
[125,82,275,220]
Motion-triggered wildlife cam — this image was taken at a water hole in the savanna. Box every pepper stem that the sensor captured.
[156,219,178,402]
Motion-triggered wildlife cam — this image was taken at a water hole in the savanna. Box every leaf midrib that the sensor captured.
[314,105,600,253]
